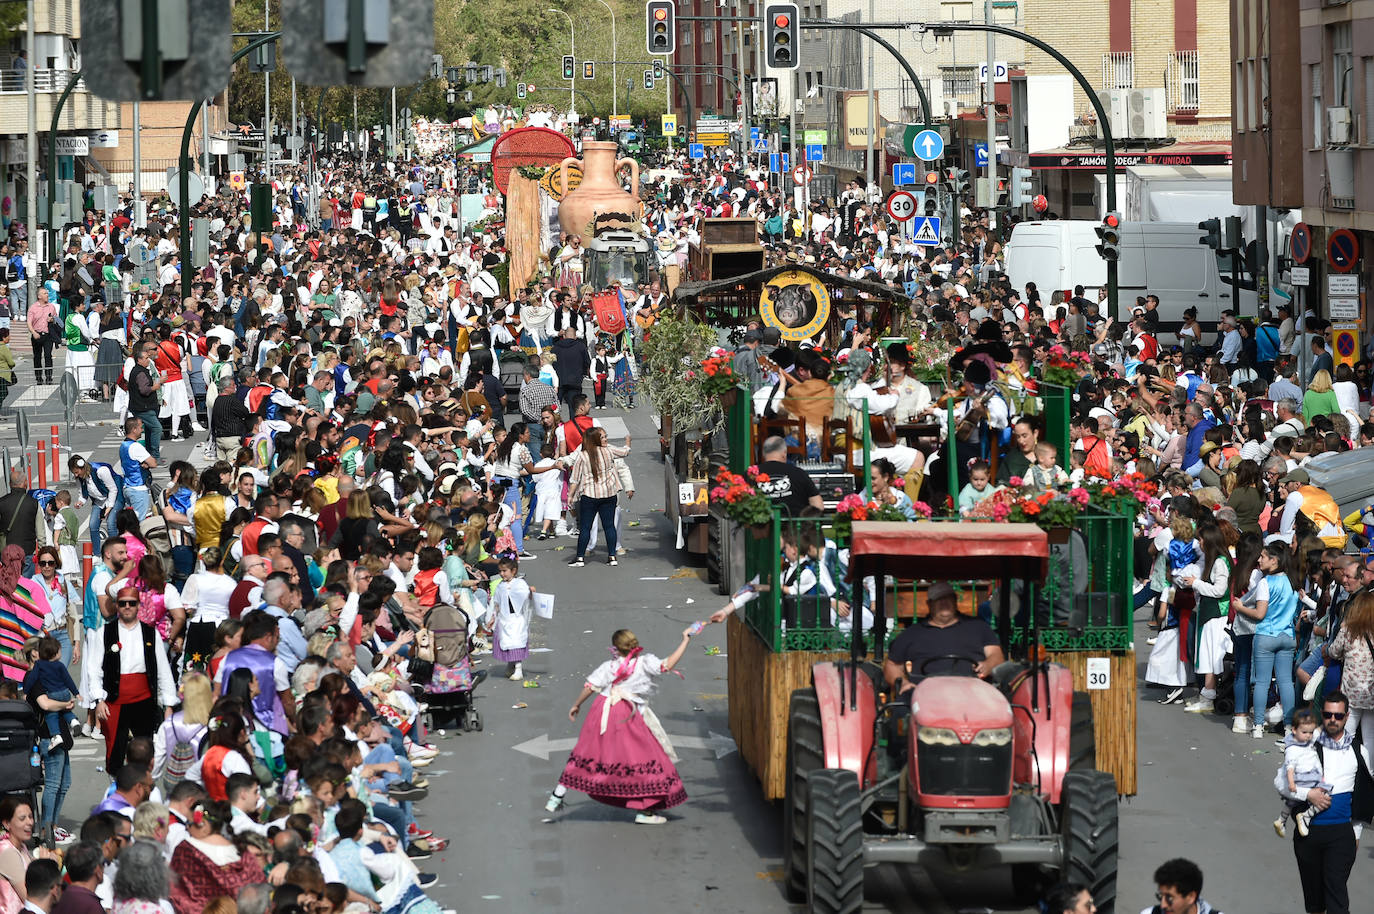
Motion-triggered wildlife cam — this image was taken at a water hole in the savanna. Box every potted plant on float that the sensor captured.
[710,466,777,536]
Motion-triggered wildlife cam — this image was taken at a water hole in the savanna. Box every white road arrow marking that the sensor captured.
[513,730,738,760]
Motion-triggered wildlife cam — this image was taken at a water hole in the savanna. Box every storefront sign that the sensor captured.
[1028,150,1233,169]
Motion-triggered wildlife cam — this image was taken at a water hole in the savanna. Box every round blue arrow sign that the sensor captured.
[913,129,944,162]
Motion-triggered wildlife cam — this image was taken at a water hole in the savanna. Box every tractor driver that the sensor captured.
[883,581,1004,696]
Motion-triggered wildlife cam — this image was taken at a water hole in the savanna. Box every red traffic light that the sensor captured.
[774,12,790,26]
[1103,212,1120,228]
[653,7,668,19]
[923,171,939,185]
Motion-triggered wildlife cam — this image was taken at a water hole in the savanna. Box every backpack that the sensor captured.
[161,720,199,793]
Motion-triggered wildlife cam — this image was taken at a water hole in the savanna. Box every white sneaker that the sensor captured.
[634,813,667,825]
[1232,716,1249,734]
[1296,807,1314,836]
[191,423,205,433]
[1273,817,1287,837]
[510,669,524,681]
[1158,687,1185,705]
[1252,724,1266,739]
[545,794,564,813]
[1146,637,1158,646]
[1183,697,1214,713]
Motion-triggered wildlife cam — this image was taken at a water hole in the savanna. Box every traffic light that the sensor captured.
[494,68,507,88]
[945,167,969,196]
[643,69,653,89]
[430,54,443,79]
[764,2,799,69]
[80,0,232,101]
[1096,211,1122,262]
[281,0,434,87]
[517,82,527,99]
[249,40,276,73]
[1008,166,1032,207]
[250,183,273,234]
[923,170,940,188]
[1222,215,1242,251]
[1198,217,1221,250]
[923,193,938,217]
[646,1,675,55]
[583,60,595,80]
[562,55,575,80]
[653,60,664,80]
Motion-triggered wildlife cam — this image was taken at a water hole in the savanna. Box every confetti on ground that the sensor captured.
[640,576,669,581]
[756,869,783,882]
[685,598,695,604]
[704,646,721,656]
[522,680,541,688]
[628,521,641,527]
[512,703,527,709]
[669,568,697,580]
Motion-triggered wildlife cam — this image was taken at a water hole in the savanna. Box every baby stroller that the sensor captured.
[412,601,486,733]
[0,699,43,810]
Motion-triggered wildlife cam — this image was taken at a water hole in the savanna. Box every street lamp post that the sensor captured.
[591,0,617,119]
[547,8,576,118]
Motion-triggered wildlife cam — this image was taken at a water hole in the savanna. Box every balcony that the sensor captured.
[0,68,82,94]
[1166,51,1200,114]
[1101,52,1133,90]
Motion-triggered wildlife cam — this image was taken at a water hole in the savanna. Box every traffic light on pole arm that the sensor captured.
[945,167,969,196]
[1096,211,1122,262]
[764,3,799,69]
[562,55,575,80]
[1197,217,1221,251]
[647,1,675,55]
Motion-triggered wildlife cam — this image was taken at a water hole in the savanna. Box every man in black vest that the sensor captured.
[0,467,44,577]
[88,585,176,771]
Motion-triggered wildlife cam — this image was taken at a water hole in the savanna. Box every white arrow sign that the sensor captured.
[513,730,738,760]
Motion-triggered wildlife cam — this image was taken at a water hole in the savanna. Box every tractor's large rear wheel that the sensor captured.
[784,688,822,901]
[1069,691,1096,771]
[1061,770,1119,914]
[806,768,864,914]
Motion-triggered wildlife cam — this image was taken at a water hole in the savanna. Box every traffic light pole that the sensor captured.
[179,30,282,302]
[47,68,86,266]
[865,20,1119,319]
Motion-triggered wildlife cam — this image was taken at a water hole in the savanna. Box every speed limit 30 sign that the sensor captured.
[885,190,917,222]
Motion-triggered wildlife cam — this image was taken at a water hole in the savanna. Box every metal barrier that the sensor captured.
[0,423,71,493]
[2,361,139,429]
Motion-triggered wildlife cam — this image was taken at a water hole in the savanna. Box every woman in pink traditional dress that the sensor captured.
[545,627,696,825]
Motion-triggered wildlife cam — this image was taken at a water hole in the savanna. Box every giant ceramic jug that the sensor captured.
[557,140,641,237]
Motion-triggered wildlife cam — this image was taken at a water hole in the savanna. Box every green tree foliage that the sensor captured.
[226,0,665,130]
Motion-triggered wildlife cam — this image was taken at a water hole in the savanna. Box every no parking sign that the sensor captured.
[1334,323,1360,369]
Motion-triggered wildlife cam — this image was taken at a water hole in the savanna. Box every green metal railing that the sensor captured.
[738,506,1134,656]
[1040,383,1071,473]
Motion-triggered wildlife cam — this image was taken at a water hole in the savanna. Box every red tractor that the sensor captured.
[783,523,1118,913]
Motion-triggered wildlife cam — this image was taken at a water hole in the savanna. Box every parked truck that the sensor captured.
[1004,220,1259,333]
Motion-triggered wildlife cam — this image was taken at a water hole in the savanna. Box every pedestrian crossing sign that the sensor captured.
[910,215,941,246]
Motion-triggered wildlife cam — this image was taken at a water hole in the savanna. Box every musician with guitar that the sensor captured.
[951,359,1009,489]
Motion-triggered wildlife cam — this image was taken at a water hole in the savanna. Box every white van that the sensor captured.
[1003,220,1258,332]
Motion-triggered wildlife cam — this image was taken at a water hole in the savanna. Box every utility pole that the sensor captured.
[25,0,36,293]
[735,0,748,160]
[291,76,298,163]
[864,0,874,192]
[132,100,142,226]
[593,0,618,119]
[202,104,211,188]
[264,4,272,183]
[984,0,996,240]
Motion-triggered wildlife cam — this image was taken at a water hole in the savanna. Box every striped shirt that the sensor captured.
[568,445,631,500]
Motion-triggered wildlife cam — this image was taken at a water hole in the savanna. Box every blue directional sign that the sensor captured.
[892,162,916,186]
[912,128,944,162]
[781,152,789,173]
[688,143,705,159]
[769,153,780,173]
[974,142,988,168]
[750,126,760,143]
[910,215,942,246]
[805,143,823,162]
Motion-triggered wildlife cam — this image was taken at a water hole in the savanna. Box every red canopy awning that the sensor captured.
[848,521,1048,581]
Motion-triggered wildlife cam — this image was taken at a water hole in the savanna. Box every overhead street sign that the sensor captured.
[912,128,943,162]
[697,132,729,147]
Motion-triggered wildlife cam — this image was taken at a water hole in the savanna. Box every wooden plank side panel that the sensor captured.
[1057,651,1138,796]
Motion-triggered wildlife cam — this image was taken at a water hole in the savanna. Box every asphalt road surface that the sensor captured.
[44,373,1374,914]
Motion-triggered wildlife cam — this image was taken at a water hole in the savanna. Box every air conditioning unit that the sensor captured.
[1126,88,1167,139]
[1095,89,1128,140]
[1328,107,1353,144]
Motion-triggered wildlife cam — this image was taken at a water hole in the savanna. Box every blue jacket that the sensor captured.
[1183,418,1215,470]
